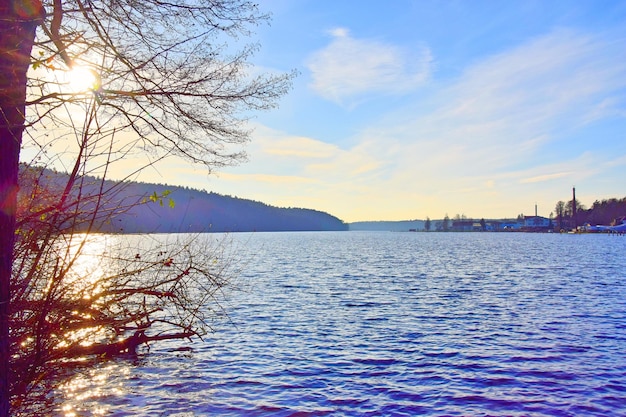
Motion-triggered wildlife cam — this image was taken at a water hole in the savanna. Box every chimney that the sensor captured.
[535,204,537,217]
[572,187,577,228]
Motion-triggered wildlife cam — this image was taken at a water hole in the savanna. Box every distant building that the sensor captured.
[449,220,507,232]
[484,221,501,231]
[451,220,474,232]
[523,215,551,229]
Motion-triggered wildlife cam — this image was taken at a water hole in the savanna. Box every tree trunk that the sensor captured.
[0,2,42,415]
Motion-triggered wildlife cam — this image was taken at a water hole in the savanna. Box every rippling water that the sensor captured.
[58,232,626,416]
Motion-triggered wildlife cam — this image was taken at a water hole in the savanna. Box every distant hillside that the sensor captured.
[18,166,348,233]
[109,184,349,233]
[349,220,425,232]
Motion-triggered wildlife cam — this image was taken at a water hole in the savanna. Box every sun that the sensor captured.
[67,66,101,92]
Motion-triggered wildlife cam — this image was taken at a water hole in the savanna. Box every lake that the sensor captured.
[56,231,626,416]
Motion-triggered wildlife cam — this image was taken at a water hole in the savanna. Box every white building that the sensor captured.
[523,216,551,228]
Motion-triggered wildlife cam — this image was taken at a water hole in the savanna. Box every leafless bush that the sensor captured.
[11,191,240,410]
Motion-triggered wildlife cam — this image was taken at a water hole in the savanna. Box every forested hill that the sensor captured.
[19,167,348,233]
[109,183,348,233]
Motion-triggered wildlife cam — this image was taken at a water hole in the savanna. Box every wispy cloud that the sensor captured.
[262,136,337,158]
[440,29,626,129]
[520,172,572,184]
[218,172,318,185]
[253,126,385,180]
[306,28,432,105]
[375,29,626,185]
[606,154,626,168]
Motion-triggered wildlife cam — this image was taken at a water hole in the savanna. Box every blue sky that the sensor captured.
[166,0,626,222]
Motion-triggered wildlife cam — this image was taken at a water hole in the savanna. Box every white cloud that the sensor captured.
[306,28,432,105]
[328,27,349,38]
[262,135,337,158]
[519,172,572,184]
[240,125,386,183]
[606,154,626,167]
[218,172,318,185]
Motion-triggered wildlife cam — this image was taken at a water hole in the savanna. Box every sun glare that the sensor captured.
[67,66,100,92]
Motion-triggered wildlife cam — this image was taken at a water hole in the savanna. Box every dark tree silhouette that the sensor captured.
[1,3,45,415]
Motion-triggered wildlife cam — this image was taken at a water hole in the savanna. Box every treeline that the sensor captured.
[554,197,626,229]
[106,183,348,233]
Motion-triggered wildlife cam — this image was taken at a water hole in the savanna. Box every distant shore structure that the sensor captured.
[572,187,577,229]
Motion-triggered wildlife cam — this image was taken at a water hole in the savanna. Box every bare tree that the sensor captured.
[1,3,45,415]
[12,180,241,412]
[555,200,565,230]
[1,0,293,414]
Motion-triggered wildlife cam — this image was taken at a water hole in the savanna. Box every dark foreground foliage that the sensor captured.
[12,166,238,413]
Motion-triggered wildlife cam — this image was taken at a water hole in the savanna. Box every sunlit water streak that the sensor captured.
[55,232,626,416]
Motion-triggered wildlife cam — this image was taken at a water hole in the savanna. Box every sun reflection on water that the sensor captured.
[59,362,130,416]
[67,233,109,294]
[58,234,114,351]
[50,234,121,415]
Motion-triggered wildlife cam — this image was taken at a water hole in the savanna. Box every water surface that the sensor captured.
[59,232,626,416]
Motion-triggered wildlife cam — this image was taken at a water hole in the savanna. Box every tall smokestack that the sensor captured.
[535,204,537,217]
[572,187,577,229]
